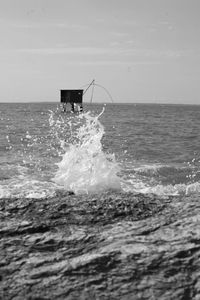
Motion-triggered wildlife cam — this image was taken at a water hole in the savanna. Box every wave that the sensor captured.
[52,108,121,194]
[122,178,200,196]
[0,179,57,199]
[120,159,200,196]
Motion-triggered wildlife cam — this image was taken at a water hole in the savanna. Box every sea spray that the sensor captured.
[53,108,121,194]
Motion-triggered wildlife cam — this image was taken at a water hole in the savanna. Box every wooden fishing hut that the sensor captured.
[60,89,83,113]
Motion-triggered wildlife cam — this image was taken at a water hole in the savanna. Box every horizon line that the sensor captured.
[0,101,199,106]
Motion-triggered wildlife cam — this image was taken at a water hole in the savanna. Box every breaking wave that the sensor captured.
[52,108,121,194]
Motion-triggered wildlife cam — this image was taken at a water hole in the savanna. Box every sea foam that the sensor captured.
[53,108,121,194]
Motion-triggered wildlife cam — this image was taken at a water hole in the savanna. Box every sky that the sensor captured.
[0,0,200,104]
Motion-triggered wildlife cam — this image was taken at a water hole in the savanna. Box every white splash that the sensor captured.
[53,109,121,194]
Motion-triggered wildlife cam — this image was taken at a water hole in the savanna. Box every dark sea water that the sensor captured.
[0,102,200,198]
[1,102,200,299]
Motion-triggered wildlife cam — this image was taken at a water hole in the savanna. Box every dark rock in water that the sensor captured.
[1,191,200,299]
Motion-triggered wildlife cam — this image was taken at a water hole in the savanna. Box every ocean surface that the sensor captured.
[0,102,200,199]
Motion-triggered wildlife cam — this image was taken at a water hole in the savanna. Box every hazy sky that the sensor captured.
[0,0,200,103]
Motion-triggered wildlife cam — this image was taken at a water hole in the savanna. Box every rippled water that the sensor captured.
[0,102,200,198]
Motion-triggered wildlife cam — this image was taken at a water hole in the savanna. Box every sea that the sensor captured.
[0,102,200,199]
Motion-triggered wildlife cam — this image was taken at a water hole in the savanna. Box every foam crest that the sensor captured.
[122,175,200,196]
[146,182,200,196]
[0,179,57,199]
[53,109,121,194]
